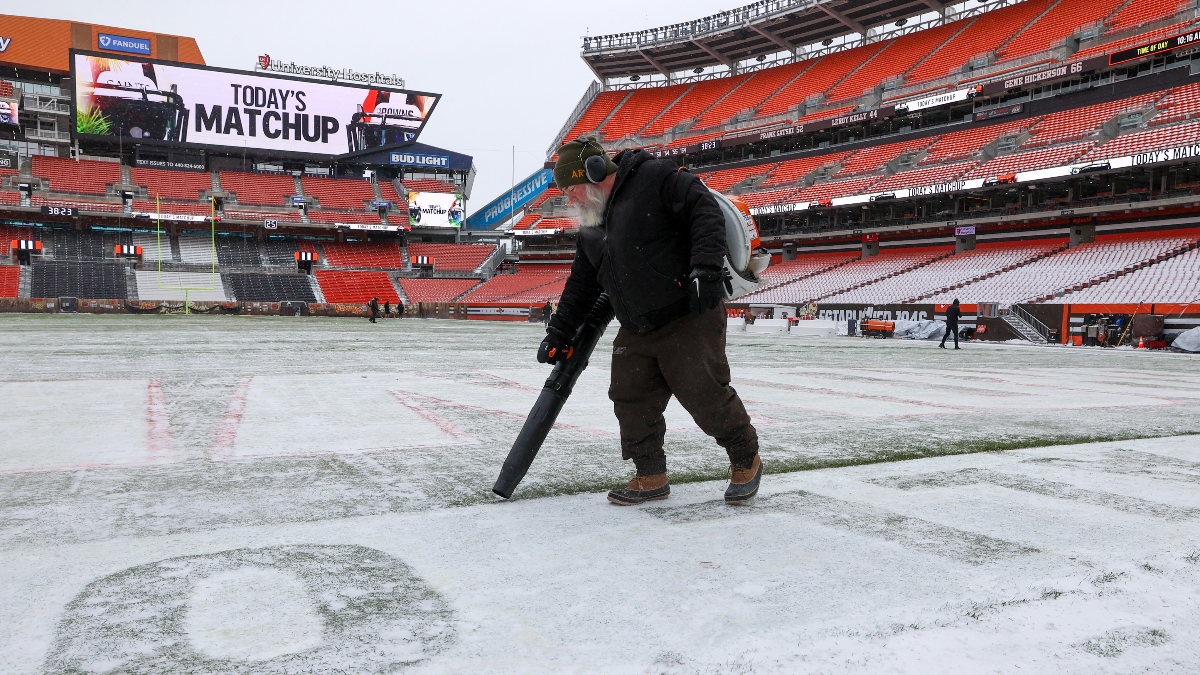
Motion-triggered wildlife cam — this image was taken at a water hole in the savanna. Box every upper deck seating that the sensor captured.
[642,74,752,136]
[32,156,121,195]
[406,243,495,272]
[906,1,1052,84]
[828,22,961,102]
[219,171,296,207]
[322,241,405,269]
[397,278,480,302]
[999,0,1127,61]
[131,167,212,202]
[966,142,1095,178]
[756,42,889,120]
[600,84,690,139]
[301,176,376,211]
[694,61,811,129]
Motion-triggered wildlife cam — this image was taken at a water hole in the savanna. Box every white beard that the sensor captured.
[567,183,610,228]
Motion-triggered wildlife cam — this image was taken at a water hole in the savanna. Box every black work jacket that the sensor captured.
[945,304,962,325]
[552,150,727,334]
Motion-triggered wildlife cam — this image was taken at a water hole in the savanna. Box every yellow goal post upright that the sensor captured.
[155,195,218,314]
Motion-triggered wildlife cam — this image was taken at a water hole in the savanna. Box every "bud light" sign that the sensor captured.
[97,33,152,56]
[389,152,450,168]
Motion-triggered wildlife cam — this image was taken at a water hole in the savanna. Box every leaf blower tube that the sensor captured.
[492,293,616,499]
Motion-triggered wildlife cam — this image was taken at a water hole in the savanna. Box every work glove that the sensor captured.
[537,325,573,365]
[689,266,731,317]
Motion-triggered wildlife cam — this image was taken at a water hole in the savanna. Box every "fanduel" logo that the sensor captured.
[97,33,152,56]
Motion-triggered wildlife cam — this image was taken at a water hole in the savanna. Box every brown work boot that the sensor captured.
[725,454,762,504]
[607,473,670,505]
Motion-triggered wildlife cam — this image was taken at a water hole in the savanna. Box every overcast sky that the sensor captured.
[31,0,737,208]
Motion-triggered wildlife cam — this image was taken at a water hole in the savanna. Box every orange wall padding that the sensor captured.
[0,14,204,73]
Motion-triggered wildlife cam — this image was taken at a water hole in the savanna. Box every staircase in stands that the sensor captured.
[1001,308,1050,344]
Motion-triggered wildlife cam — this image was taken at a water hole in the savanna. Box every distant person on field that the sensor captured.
[397,297,404,319]
[940,299,961,349]
[542,300,554,327]
[368,296,380,323]
[384,299,391,318]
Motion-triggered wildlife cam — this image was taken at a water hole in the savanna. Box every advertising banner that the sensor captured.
[71,51,440,158]
[407,192,464,228]
[894,86,982,114]
[0,80,17,129]
[465,168,553,230]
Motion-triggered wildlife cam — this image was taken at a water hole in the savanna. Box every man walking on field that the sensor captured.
[940,298,962,349]
[538,136,761,505]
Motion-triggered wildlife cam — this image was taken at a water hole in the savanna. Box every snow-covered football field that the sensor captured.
[1,314,1199,673]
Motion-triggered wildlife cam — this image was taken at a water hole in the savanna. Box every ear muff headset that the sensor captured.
[575,136,610,184]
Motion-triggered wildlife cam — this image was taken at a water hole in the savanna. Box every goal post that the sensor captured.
[155,195,218,314]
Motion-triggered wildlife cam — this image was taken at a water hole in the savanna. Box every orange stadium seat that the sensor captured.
[307,211,383,225]
[461,270,570,302]
[397,278,480,302]
[870,161,976,192]
[694,61,810,129]
[219,171,296,207]
[1022,93,1164,148]
[600,83,690,139]
[696,163,779,192]
[1083,120,1200,162]
[322,241,405,268]
[920,118,1041,165]
[1072,20,1197,62]
[131,167,212,202]
[407,243,495,272]
[756,42,889,119]
[561,90,628,141]
[0,265,18,298]
[966,142,1095,179]
[1106,0,1184,33]
[315,270,400,304]
[641,74,752,137]
[759,153,850,189]
[301,176,376,211]
[999,0,1127,61]
[401,179,457,194]
[791,175,882,202]
[32,156,121,195]
[827,22,960,102]
[835,136,939,178]
[906,1,1052,84]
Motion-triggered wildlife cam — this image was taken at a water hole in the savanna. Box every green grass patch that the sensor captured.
[501,430,1198,502]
